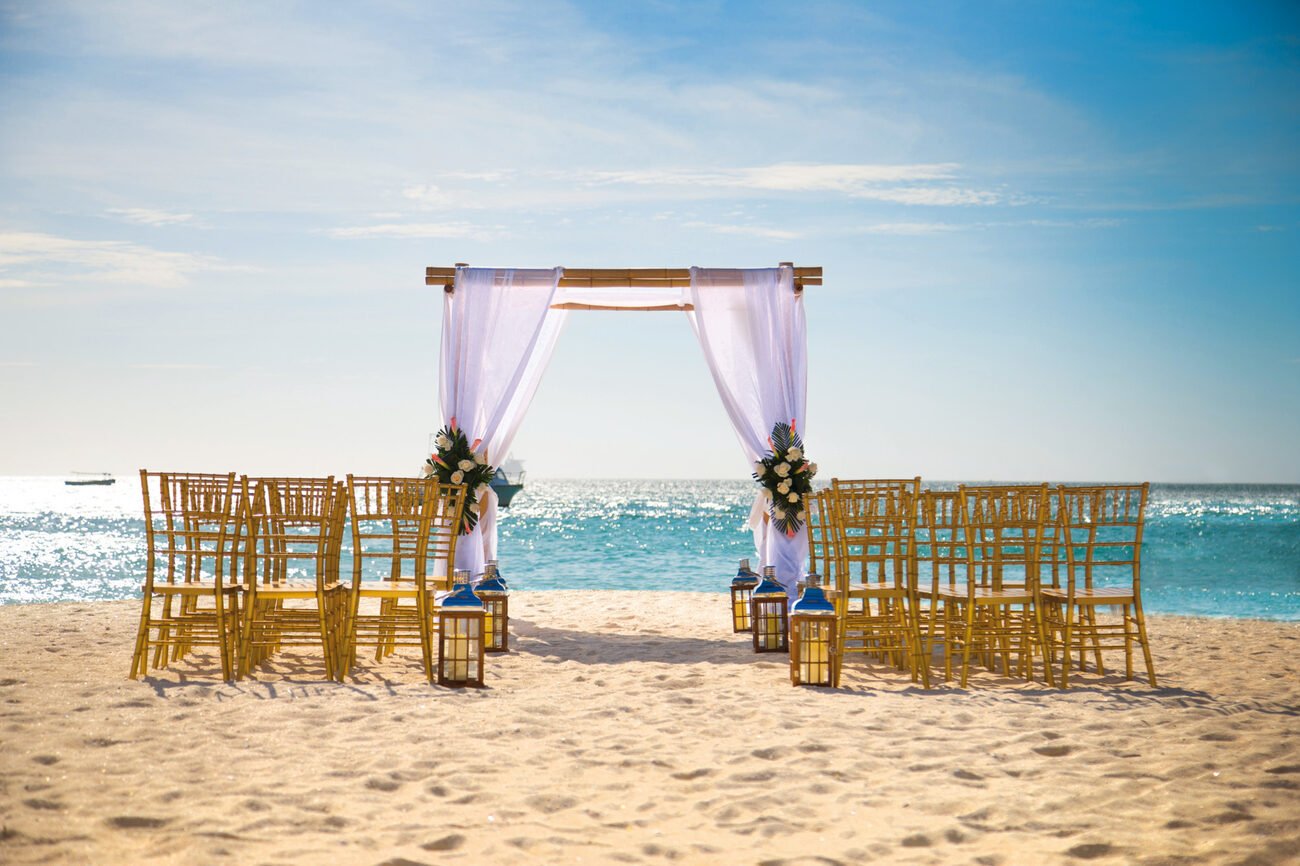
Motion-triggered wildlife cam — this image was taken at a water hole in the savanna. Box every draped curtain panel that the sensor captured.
[440,267,567,574]
[689,265,808,596]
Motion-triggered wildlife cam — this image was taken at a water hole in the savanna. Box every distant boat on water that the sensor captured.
[65,472,115,487]
[491,459,526,507]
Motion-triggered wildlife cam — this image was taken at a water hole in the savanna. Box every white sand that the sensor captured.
[1,591,1298,865]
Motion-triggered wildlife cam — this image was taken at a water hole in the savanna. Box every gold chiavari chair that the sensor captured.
[1042,484,1157,687]
[340,476,466,682]
[130,471,243,680]
[829,477,929,687]
[238,477,348,680]
[937,484,1054,687]
[916,489,967,668]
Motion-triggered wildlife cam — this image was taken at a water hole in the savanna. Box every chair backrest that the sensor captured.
[829,477,920,589]
[139,470,240,588]
[958,484,1050,591]
[915,489,968,593]
[806,487,837,583]
[1055,483,1149,594]
[246,477,342,586]
[425,481,468,591]
[347,475,443,585]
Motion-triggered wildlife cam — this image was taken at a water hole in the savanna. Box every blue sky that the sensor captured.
[1,1,1296,481]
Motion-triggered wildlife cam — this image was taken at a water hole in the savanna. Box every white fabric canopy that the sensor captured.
[438,264,808,594]
[441,267,567,575]
[689,266,808,595]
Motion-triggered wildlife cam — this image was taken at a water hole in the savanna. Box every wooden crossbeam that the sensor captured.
[426,264,823,293]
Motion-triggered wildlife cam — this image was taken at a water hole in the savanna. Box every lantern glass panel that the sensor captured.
[440,613,483,683]
[752,598,789,652]
[482,596,508,652]
[731,586,753,632]
[795,618,833,686]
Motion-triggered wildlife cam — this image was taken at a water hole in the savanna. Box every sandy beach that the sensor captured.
[2,591,1297,865]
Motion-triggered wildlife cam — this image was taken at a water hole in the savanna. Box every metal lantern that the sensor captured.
[750,566,789,653]
[730,557,761,633]
[790,573,839,687]
[438,569,486,687]
[476,561,509,653]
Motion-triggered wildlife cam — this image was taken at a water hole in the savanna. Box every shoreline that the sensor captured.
[2,591,1298,865]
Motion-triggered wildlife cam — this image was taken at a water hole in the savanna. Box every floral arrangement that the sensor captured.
[423,417,496,534]
[752,420,817,536]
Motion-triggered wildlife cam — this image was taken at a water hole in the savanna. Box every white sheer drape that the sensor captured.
[689,266,808,596]
[440,267,566,575]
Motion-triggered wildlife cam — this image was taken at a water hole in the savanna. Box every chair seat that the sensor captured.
[354,582,442,599]
[1042,586,1137,604]
[142,582,241,595]
[252,581,344,597]
[844,581,909,597]
[937,586,1036,603]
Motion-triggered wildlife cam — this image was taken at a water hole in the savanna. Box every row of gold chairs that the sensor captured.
[808,479,1157,689]
[129,471,467,682]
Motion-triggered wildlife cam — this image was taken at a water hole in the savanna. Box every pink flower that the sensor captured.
[450,416,458,431]
[470,438,482,451]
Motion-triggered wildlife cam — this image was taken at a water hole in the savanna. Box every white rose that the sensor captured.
[797,510,807,521]
[774,463,790,478]
[753,461,766,477]
[468,499,479,512]
[777,480,791,495]
[435,434,451,450]
[787,492,799,503]
[458,459,475,472]
[476,484,490,500]
[474,450,488,465]
[761,488,773,502]
[786,447,802,462]
[451,470,464,484]
[807,462,818,476]
[419,463,434,478]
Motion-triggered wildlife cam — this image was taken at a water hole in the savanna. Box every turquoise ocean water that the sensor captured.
[0,477,1296,620]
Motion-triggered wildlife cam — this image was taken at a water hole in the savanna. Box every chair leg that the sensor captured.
[1133,600,1158,687]
[130,594,153,679]
[959,602,977,688]
[1032,601,1054,688]
[1060,602,1075,688]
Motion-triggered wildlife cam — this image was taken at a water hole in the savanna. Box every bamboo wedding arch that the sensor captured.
[426,263,823,312]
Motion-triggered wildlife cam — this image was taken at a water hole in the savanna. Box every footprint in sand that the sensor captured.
[1033,744,1074,757]
[526,794,578,814]
[422,833,465,851]
[1065,842,1116,859]
[106,816,169,829]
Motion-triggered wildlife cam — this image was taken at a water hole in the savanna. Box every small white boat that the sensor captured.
[491,459,526,507]
[65,472,115,487]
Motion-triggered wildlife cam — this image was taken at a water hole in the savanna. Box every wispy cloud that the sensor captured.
[106,208,194,227]
[128,362,221,370]
[326,222,498,241]
[0,231,226,290]
[855,222,963,235]
[570,163,1006,207]
[682,221,802,240]
[0,361,38,368]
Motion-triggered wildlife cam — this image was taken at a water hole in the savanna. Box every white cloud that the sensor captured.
[0,231,225,290]
[856,222,963,235]
[106,208,194,226]
[0,361,38,368]
[401,185,451,207]
[568,162,1003,206]
[682,221,803,240]
[128,362,221,370]
[327,222,498,241]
